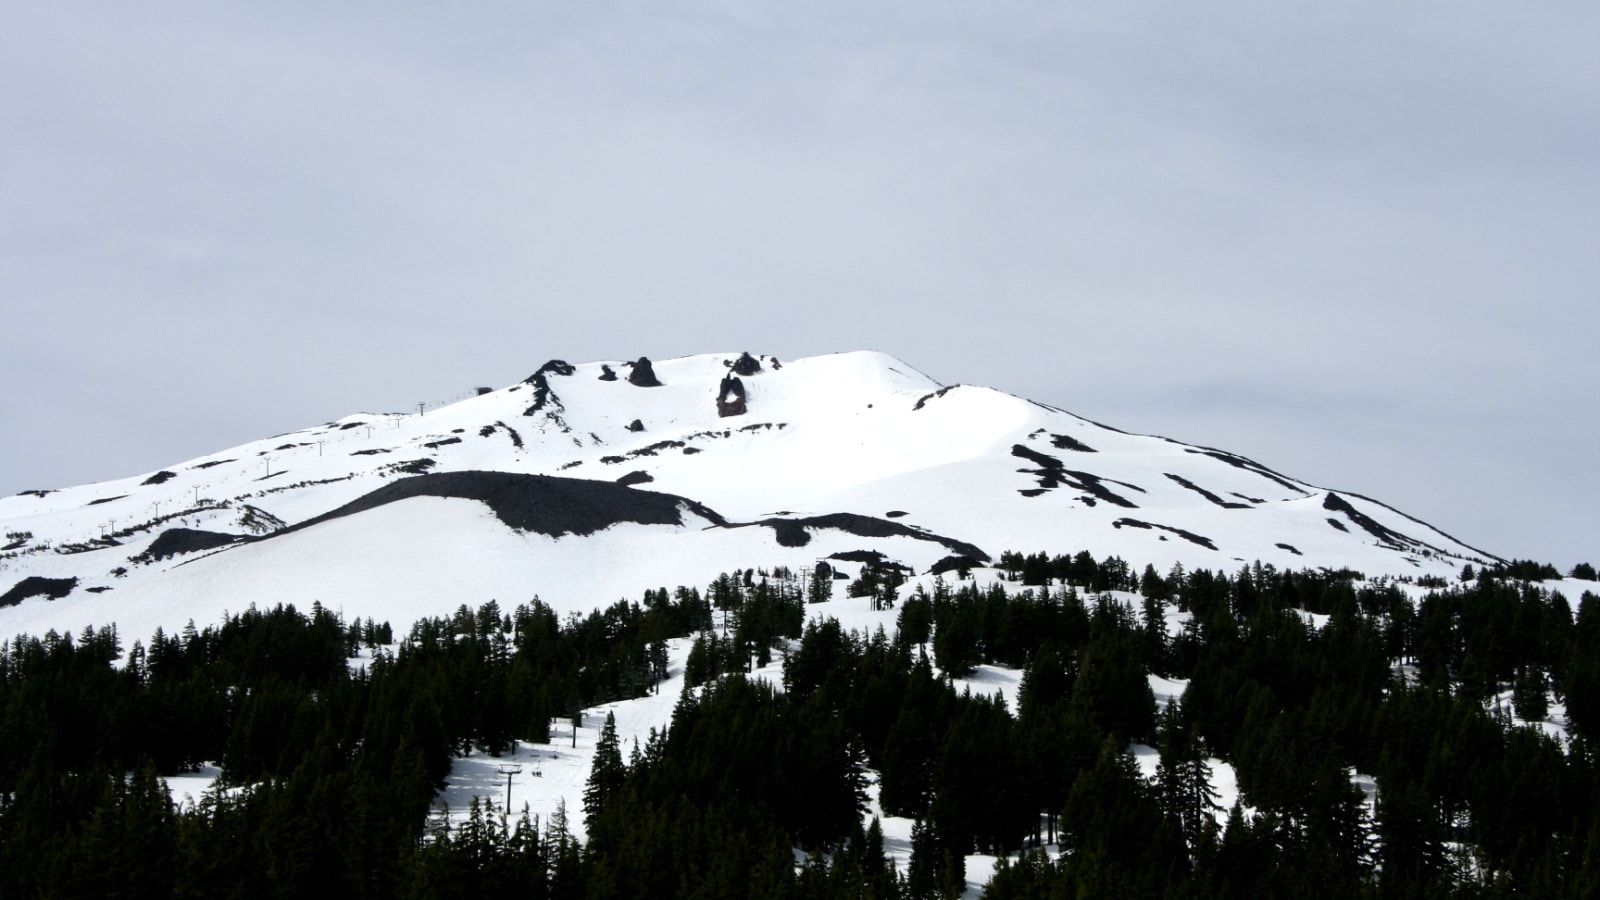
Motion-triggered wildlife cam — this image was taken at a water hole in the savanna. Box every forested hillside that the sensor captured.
[2,554,1597,897]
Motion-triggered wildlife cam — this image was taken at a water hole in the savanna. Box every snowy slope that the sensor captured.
[0,350,1497,643]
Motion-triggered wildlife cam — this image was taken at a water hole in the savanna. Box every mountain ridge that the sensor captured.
[0,350,1497,642]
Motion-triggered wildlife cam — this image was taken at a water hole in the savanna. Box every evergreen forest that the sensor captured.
[2,552,1599,898]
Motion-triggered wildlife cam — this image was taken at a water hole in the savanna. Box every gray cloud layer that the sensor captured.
[3,1,1595,566]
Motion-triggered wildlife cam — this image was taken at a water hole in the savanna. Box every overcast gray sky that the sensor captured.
[3,1,1596,569]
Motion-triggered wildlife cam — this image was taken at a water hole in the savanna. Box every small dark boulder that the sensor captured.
[627,419,646,433]
[598,364,618,382]
[730,352,762,376]
[626,357,662,387]
[616,470,655,487]
[717,375,747,417]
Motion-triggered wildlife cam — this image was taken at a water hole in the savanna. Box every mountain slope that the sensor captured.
[0,350,1495,641]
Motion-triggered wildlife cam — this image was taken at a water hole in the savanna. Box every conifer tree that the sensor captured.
[583,711,625,832]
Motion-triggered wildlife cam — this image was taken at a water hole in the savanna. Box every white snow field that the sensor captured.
[1,350,1497,646]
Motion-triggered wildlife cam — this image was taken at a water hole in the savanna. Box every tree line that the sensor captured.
[1,553,1598,897]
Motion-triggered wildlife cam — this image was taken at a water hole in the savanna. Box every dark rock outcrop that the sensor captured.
[730,352,762,376]
[142,470,178,486]
[1048,434,1097,453]
[1323,492,1433,552]
[1112,518,1217,550]
[1164,473,1250,509]
[1010,445,1141,507]
[930,555,984,576]
[598,364,618,382]
[274,471,727,539]
[717,375,747,417]
[627,357,662,387]
[521,373,561,416]
[627,419,646,433]
[134,528,241,563]
[537,359,576,377]
[1,576,78,608]
[739,513,989,563]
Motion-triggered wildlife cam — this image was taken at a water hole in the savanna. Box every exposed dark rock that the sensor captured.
[627,419,645,433]
[1327,518,1350,533]
[135,528,241,563]
[350,448,390,456]
[479,425,496,437]
[828,549,888,565]
[739,513,989,562]
[630,441,686,457]
[1276,543,1303,556]
[275,443,297,451]
[537,359,576,377]
[616,470,655,487]
[1112,518,1217,550]
[476,387,493,396]
[495,421,524,449]
[191,460,233,469]
[1049,434,1097,453]
[1164,473,1251,509]
[627,357,662,387]
[1232,492,1266,504]
[930,555,985,576]
[913,385,958,411]
[521,373,561,416]
[1183,446,1308,495]
[237,505,287,535]
[729,352,762,376]
[88,495,127,506]
[885,510,908,518]
[422,436,462,450]
[1,576,78,608]
[768,520,811,547]
[385,458,437,476]
[274,471,728,539]
[1010,445,1140,507]
[86,586,111,593]
[683,447,702,455]
[1323,492,1427,551]
[339,422,366,431]
[142,470,178,486]
[600,455,626,464]
[717,375,747,417]
[598,364,618,382]
[1018,489,1048,498]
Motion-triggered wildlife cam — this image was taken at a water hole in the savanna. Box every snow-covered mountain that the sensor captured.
[0,350,1495,642]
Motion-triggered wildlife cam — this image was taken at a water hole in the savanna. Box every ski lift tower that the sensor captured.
[495,764,523,816]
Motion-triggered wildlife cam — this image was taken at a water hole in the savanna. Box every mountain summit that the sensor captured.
[0,350,1492,640]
